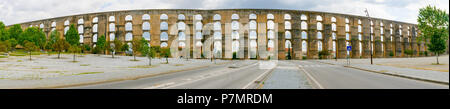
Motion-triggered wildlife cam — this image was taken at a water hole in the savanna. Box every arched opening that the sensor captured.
[143,32,150,41]
[125,33,133,41]
[302,41,308,56]
[160,32,168,41]
[285,40,292,59]
[109,16,115,22]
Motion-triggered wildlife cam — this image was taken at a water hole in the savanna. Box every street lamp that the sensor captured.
[365,8,374,65]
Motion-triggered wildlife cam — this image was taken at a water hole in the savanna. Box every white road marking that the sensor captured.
[299,65,324,89]
[146,63,259,89]
[242,66,274,89]
[143,82,175,89]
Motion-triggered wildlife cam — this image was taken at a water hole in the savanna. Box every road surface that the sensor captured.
[288,60,448,89]
[67,60,268,89]
[66,60,448,89]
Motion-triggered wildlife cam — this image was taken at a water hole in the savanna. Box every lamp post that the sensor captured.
[365,8,373,65]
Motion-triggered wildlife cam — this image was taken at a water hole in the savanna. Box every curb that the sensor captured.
[316,61,449,86]
[23,61,233,89]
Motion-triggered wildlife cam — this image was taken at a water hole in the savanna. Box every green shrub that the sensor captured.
[404,49,414,57]
[318,50,330,59]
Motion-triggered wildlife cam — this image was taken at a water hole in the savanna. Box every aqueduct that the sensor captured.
[12,9,430,60]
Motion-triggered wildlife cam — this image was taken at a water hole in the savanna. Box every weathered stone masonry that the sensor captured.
[13,9,428,60]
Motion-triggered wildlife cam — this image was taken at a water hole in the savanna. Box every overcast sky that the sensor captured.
[0,0,448,25]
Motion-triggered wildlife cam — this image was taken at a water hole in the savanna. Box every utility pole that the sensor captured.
[365,8,373,65]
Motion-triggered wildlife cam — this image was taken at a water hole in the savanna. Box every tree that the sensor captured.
[96,35,106,55]
[0,21,9,41]
[106,41,115,58]
[0,40,9,52]
[9,39,17,51]
[18,27,46,49]
[65,24,79,46]
[81,44,91,54]
[7,24,22,40]
[428,29,447,64]
[417,5,449,64]
[45,30,60,55]
[68,45,81,62]
[0,40,11,52]
[23,41,38,60]
[404,49,414,57]
[120,43,129,54]
[160,47,171,64]
[131,38,143,61]
[139,39,153,65]
[52,38,70,59]
[113,39,123,58]
[318,50,331,59]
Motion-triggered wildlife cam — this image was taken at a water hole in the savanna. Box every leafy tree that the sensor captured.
[0,40,11,52]
[81,44,91,54]
[65,24,79,46]
[7,24,22,40]
[45,30,60,55]
[0,21,9,41]
[52,38,70,59]
[428,29,447,64]
[68,45,81,62]
[319,50,330,59]
[113,39,123,57]
[106,41,115,58]
[18,27,46,49]
[417,5,449,64]
[0,40,9,52]
[160,47,171,64]
[404,49,414,57]
[120,43,129,53]
[131,38,144,61]
[96,35,107,55]
[139,39,153,65]
[23,41,38,60]
[9,39,17,51]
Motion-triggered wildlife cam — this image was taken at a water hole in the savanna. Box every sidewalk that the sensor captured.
[0,54,232,89]
[317,56,449,84]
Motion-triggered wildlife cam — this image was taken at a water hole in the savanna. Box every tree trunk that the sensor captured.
[73,53,76,62]
[166,57,168,64]
[58,51,61,59]
[149,57,152,66]
[436,52,439,64]
[29,51,32,60]
[134,52,136,61]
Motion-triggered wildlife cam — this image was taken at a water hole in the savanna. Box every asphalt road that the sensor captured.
[67,60,448,89]
[67,60,266,89]
[288,60,448,89]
